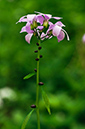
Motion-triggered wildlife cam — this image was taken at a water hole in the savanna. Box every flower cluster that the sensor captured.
[17,11,69,43]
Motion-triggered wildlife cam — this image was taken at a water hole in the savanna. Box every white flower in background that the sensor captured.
[82,34,85,43]
[0,87,17,108]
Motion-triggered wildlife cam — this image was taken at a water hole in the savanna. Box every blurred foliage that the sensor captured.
[0,0,85,129]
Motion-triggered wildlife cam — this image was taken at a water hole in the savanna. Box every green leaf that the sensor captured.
[21,109,34,129]
[41,88,51,115]
[23,73,35,79]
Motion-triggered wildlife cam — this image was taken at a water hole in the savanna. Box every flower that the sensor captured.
[52,21,69,42]
[17,11,69,43]
[82,34,85,43]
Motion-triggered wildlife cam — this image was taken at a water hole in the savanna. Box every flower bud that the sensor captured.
[35,58,39,61]
[38,46,42,50]
[33,20,38,28]
[30,20,38,30]
[40,55,43,58]
[31,104,36,108]
[34,69,37,72]
[33,32,38,36]
[34,50,38,53]
[39,82,44,85]
[36,43,39,46]
[30,24,34,30]
[43,20,48,28]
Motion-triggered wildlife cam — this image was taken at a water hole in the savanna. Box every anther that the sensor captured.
[31,104,36,108]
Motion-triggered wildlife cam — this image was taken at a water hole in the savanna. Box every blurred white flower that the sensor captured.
[82,34,85,43]
[0,87,17,108]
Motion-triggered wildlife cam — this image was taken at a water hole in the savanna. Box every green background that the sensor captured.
[0,0,85,129]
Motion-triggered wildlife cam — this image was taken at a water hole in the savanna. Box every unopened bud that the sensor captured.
[40,55,43,58]
[39,82,44,85]
[36,43,39,46]
[35,58,39,61]
[34,69,37,72]
[33,20,38,28]
[38,46,42,50]
[31,104,36,108]
[30,20,38,30]
[43,20,48,28]
[30,24,34,30]
[33,32,38,36]
[34,50,38,53]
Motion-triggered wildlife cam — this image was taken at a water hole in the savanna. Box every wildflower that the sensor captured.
[46,21,69,42]
[17,12,69,43]
[82,34,85,43]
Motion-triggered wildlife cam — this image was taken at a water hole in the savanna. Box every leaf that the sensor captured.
[23,73,35,79]
[21,109,34,129]
[41,88,51,115]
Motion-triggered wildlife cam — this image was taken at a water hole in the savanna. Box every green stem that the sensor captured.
[36,41,40,129]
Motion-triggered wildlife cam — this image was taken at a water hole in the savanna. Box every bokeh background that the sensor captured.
[0,0,85,129]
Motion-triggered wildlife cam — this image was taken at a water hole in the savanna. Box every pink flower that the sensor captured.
[52,21,69,42]
[82,34,85,43]
[17,12,69,43]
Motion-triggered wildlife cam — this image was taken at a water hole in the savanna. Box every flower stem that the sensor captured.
[36,41,40,129]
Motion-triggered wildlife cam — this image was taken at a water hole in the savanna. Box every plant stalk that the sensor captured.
[36,41,40,129]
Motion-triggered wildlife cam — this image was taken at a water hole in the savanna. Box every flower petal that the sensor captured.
[41,32,46,40]
[55,21,65,27]
[37,26,44,30]
[27,14,36,22]
[26,25,34,33]
[52,17,62,20]
[20,26,26,33]
[16,16,27,24]
[62,29,70,41]
[35,11,52,21]
[37,15,44,25]
[52,25,62,37]
[48,21,53,26]
[44,14,52,20]
[57,31,65,42]
[25,33,33,44]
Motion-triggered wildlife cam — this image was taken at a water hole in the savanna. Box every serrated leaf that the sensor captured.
[41,88,51,115]
[21,109,34,129]
[23,73,35,79]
